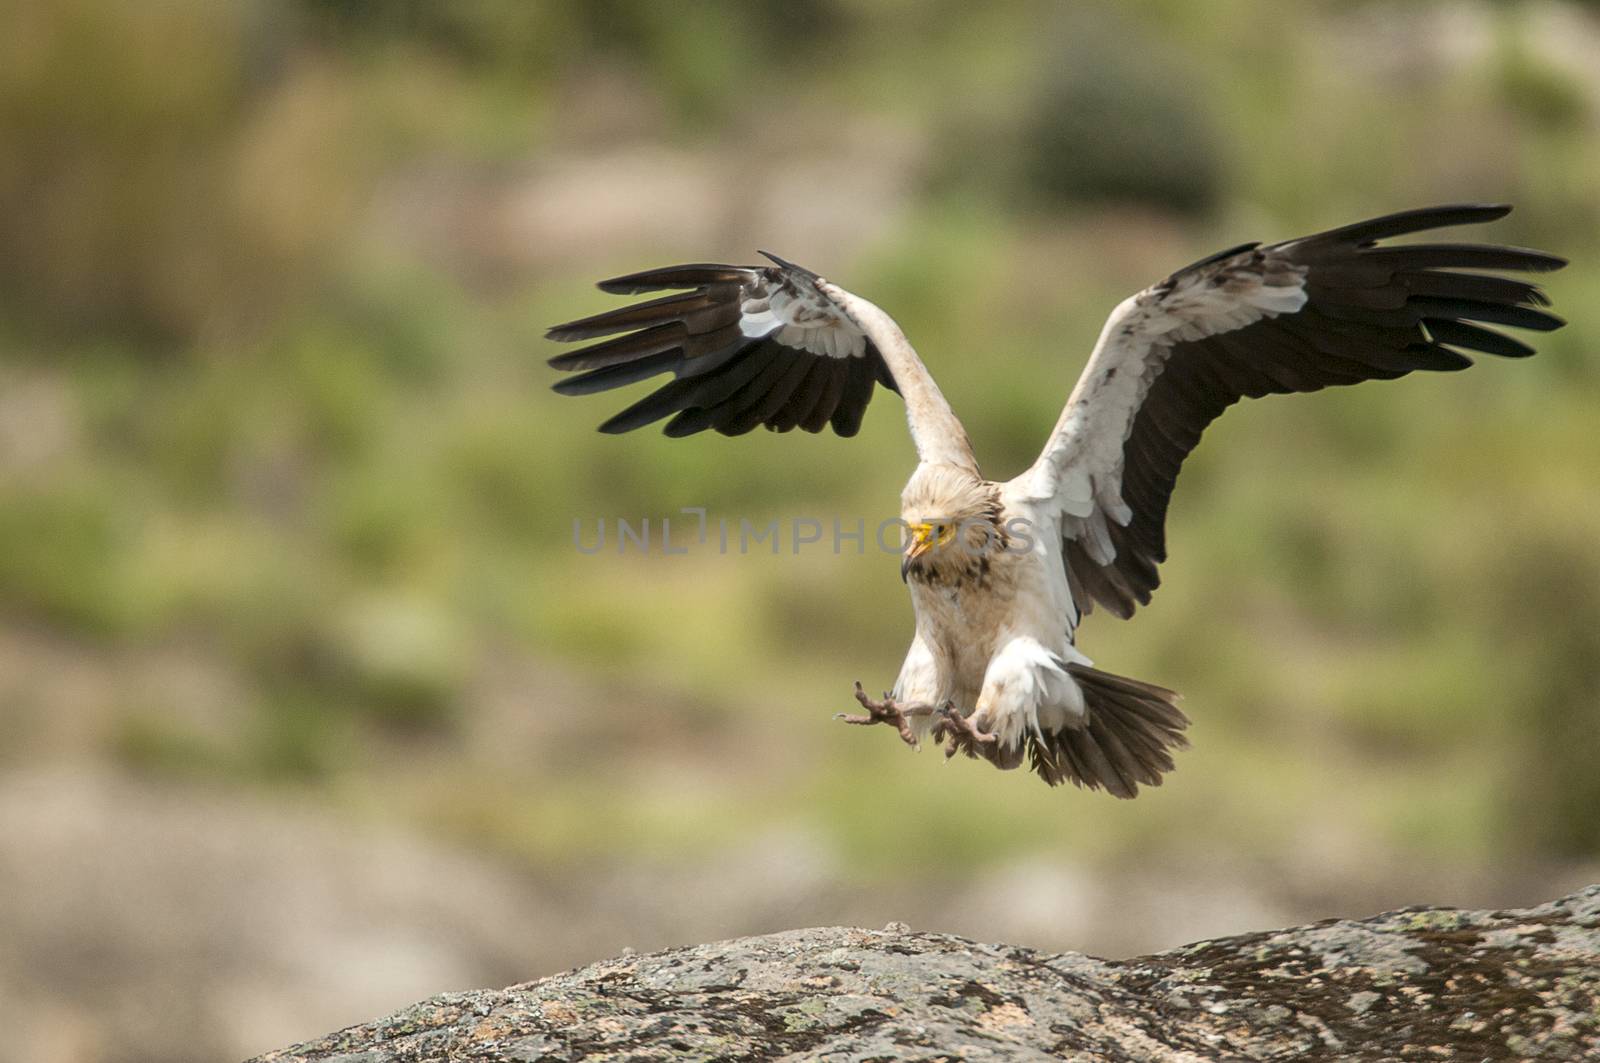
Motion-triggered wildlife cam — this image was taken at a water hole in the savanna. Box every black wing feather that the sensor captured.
[549,262,898,438]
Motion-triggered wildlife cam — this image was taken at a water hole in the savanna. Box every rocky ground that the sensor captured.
[7,766,1597,1062]
[3,765,1595,1062]
[254,886,1600,1062]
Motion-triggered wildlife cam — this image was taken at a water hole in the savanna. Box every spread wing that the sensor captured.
[548,255,900,438]
[1011,204,1566,620]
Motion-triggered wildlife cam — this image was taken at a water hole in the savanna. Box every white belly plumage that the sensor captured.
[894,515,1092,752]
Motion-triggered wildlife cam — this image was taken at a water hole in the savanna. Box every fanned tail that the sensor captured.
[1029,664,1190,799]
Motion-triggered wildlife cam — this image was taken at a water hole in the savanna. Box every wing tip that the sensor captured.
[595,269,676,295]
[1305,202,1528,249]
[545,349,595,372]
[1395,201,1513,223]
[596,407,659,434]
[595,278,651,296]
[594,263,756,295]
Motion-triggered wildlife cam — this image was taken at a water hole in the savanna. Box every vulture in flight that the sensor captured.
[548,205,1565,797]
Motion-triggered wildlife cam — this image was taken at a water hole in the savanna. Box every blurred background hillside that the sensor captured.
[2,1,1598,1059]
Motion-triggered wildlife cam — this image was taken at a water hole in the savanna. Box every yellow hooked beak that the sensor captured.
[901,521,956,580]
[906,522,937,561]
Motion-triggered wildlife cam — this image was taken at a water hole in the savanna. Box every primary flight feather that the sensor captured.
[548,205,1565,798]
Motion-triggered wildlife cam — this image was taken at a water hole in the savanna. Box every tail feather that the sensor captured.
[1097,686,1191,756]
[1029,664,1190,798]
[1092,700,1176,776]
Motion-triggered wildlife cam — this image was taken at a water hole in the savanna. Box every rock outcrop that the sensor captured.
[252,885,1600,1061]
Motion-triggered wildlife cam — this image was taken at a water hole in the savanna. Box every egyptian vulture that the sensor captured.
[548,205,1564,798]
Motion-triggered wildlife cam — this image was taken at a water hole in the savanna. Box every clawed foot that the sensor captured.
[835,682,932,747]
[933,704,999,759]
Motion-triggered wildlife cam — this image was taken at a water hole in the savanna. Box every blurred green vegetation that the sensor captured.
[1,0,1597,878]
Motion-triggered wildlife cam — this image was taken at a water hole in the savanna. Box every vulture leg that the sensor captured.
[836,682,933,748]
[933,705,1000,759]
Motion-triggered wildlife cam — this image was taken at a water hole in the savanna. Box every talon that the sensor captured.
[932,704,998,758]
[837,681,928,748]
